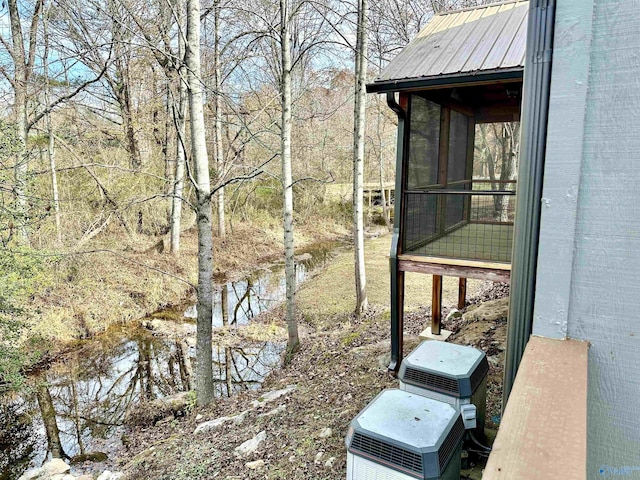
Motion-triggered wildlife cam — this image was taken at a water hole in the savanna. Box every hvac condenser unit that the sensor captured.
[399,341,489,435]
[346,389,465,480]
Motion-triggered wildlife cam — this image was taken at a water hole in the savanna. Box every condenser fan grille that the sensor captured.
[438,415,465,473]
[469,356,490,392]
[403,367,460,396]
[351,432,423,476]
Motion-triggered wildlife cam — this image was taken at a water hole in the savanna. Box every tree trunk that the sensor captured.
[280,0,299,355]
[7,0,40,245]
[213,0,226,239]
[497,122,520,222]
[186,0,215,406]
[353,0,369,315]
[170,0,187,255]
[176,338,193,391]
[36,384,66,459]
[43,7,61,245]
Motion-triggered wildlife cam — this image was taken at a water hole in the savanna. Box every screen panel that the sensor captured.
[447,110,469,183]
[407,96,441,190]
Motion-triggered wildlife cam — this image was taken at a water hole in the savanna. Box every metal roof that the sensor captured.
[368,0,528,93]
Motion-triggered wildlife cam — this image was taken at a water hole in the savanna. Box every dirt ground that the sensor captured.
[117,234,509,480]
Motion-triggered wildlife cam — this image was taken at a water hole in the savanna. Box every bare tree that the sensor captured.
[171,0,188,254]
[212,0,226,239]
[353,0,368,314]
[41,1,62,245]
[279,0,299,353]
[186,0,215,405]
[5,0,44,244]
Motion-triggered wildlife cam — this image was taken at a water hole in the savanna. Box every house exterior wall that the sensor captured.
[534,0,640,476]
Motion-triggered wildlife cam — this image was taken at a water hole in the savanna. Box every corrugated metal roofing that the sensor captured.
[371,0,528,90]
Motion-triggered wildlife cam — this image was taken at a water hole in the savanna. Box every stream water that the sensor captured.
[0,242,339,480]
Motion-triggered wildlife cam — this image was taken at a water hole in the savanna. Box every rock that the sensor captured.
[318,427,332,438]
[124,391,191,426]
[233,410,249,425]
[195,414,203,421]
[245,460,265,470]
[324,457,336,469]
[194,416,229,434]
[20,459,72,480]
[462,297,509,323]
[288,455,296,463]
[194,410,248,434]
[314,452,324,464]
[76,476,95,480]
[377,352,391,370]
[70,451,109,464]
[50,475,75,480]
[234,431,267,458]
[97,472,123,480]
[250,385,297,408]
[258,405,286,418]
[445,309,462,321]
[46,459,71,476]
[17,468,42,480]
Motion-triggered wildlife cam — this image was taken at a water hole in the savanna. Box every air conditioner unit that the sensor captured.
[346,389,465,480]
[398,341,489,436]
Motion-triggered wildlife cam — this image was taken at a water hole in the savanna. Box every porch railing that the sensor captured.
[402,180,516,263]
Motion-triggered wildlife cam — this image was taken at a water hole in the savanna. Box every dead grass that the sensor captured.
[297,234,484,322]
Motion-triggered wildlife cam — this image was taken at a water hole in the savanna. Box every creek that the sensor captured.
[0,242,339,480]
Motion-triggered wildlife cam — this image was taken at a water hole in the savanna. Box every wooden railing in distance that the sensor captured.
[483,336,589,480]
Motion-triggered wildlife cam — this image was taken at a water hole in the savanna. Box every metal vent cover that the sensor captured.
[403,367,460,396]
[347,389,462,479]
[437,415,465,473]
[399,341,488,399]
[351,432,423,477]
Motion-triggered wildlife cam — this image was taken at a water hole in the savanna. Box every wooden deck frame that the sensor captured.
[389,253,511,373]
[398,254,511,283]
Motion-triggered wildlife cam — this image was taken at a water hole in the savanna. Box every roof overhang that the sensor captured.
[366,68,523,94]
[369,0,528,95]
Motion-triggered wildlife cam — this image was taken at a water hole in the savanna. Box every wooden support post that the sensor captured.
[432,274,443,335]
[458,277,467,309]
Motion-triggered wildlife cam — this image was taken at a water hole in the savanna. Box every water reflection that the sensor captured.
[212,342,284,398]
[2,329,285,479]
[184,244,334,325]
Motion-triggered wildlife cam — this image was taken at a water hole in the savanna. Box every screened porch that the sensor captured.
[401,93,519,265]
